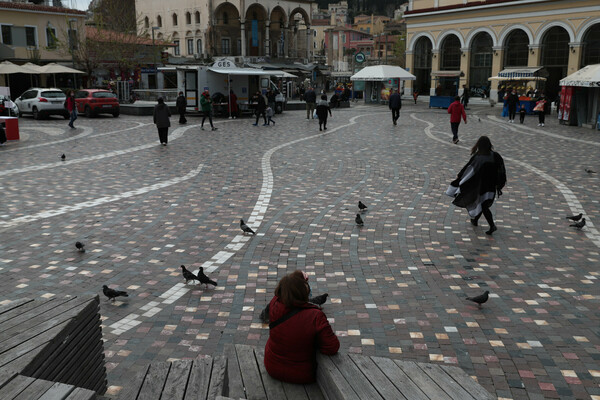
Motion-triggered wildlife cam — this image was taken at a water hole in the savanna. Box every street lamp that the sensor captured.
[151,26,160,89]
[68,19,77,88]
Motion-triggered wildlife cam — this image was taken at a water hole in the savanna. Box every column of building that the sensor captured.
[460,46,469,96]
[405,50,414,95]
[265,20,271,57]
[430,49,440,96]
[490,46,504,101]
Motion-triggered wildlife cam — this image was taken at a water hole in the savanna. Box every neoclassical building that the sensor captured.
[404,0,600,99]
[136,0,314,61]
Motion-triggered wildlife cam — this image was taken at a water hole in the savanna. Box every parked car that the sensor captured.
[0,94,19,117]
[14,88,68,120]
[75,89,120,118]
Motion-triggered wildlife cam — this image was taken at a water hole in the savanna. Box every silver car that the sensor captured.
[14,88,69,120]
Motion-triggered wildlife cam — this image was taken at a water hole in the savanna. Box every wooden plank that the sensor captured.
[315,354,359,400]
[13,378,55,400]
[161,360,192,400]
[63,387,97,400]
[206,355,227,400]
[0,369,19,390]
[254,348,287,400]
[0,299,33,318]
[37,382,75,400]
[370,357,428,400]
[184,357,212,400]
[0,374,36,399]
[303,383,325,400]
[329,354,383,400]
[348,355,406,400]
[0,299,46,325]
[394,360,451,400]
[137,361,171,400]
[282,382,309,399]
[116,364,150,400]
[54,331,103,387]
[417,363,476,400]
[234,345,266,400]
[72,348,105,391]
[223,344,245,399]
[442,366,495,400]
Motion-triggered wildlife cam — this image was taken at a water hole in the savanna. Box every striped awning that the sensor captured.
[498,67,548,79]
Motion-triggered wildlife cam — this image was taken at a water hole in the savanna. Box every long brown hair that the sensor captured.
[471,135,493,155]
[275,270,309,308]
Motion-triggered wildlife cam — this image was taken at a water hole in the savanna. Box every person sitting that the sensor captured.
[329,92,340,108]
[264,270,339,384]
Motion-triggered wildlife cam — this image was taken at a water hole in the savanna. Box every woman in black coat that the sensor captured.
[446,136,506,235]
[153,97,171,145]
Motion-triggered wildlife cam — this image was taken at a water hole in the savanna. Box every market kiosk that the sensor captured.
[429,71,462,108]
[488,67,548,115]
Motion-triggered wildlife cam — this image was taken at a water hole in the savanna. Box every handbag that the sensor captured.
[533,101,545,112]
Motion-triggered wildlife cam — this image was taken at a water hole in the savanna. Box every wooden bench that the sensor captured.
[0,369,96,400]
[0,296,107,395]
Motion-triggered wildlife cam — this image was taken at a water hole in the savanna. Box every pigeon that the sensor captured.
[240,219,255,235]
[309,293,329,307]
[102,285,128,302]
[355,213,364,226]
[180,265,199,284]
[466,290,489,308]
[585,168,596,173]
[358,201,367,211]
[197,267,217,288]
[570,218,586,229]
[566,213,583,222]
[75,241,85,252]
[259,303,270,324]
[60,154,66,160]
[478,117,481,122]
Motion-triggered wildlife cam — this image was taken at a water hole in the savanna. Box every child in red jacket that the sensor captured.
[264,270,339,384]
[447,96,467,144]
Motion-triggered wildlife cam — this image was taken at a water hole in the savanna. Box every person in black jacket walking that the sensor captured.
[153,97,171,145]
[316,94,332,131]
[304,87,317,119]
[505,88,519,123]
[388,89,402,125]
[176,91,187,124]
[252,91,268,126]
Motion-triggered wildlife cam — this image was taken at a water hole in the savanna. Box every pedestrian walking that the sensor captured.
[153,97,171,146]
[200,90,217,131]
[534,93,547,127]
[266,89,276,112]
[304,87,316,119]
[252,91,267,126]
[316,94,332,131]
[412,89,419,104]
[447,96,467,144]
[176,91,187,124]
[65,90,77,129]
[229,90,239,118]
[506,88,519,123]
[266,106,275,125]
[519,104,526,124]
[388,88,402,126]
[461,85,470,109]
[446,136,506,235]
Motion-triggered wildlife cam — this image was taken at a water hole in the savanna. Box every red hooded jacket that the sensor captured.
[264,296,340,384]
[448,100,467,123]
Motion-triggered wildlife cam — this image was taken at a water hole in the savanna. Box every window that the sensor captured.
[196,39,202,54]
[187,38,193,55]
[237,39,241,54]
[313,31,316,37]
[195,11,200,24]
[173,40,180,55]
[144,16,149,29]
[1,25,12,45]
[157,15,162,27]
[504,29,528,67]
[186,12,191,25]
[221,38,230,54]
[172,13,178,26]
[223,12,228,25]
[46,27,57,49]
[440,35,461,70]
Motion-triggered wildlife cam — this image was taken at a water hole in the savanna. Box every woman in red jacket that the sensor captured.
[264,270,340,384]
[447,95,467,144]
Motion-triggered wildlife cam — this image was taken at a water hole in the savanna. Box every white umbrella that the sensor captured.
[39,63,84,87]
[0,61,39,87]
[559,64,600,87]
[350,65,415,81]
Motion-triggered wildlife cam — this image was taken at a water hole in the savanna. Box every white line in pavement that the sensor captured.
[108,112,383,335]
[0,164,203,231]
[411,113,600,249]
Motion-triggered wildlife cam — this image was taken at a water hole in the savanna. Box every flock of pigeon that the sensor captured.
[566,213,586,229]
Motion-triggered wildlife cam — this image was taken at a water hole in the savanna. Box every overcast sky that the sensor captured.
[65,0,91,11]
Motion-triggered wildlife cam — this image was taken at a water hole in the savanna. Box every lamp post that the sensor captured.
[68,19,77,88]
[151,26,160,89]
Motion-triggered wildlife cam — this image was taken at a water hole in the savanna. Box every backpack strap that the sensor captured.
[269,308,304,330]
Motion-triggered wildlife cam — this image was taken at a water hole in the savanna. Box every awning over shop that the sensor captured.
[350,65,415,81]
[268,71,297,78]
[431,70,462,77]
[488,76,546,81]
[208,67,267,76]
[0,60,39,74]
[498,67,548,79]
[559,64,600,87]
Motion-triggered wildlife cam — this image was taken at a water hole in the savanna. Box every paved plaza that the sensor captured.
[1,101,599,399]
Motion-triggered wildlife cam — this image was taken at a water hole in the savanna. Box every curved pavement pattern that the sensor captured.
[0,107,599,400]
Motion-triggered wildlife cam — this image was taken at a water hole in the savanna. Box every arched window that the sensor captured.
[172,13,178,26]
[469,32,493,94]
[186,12,191,25]
[157,15,162,28]
[195,11,200,24]
[440,35,461,70]
[504,30,528,67]
[413,37,432,94]
[144,16,149,29]
[582,23,600,66]
[541,26,569,99]
[197,39,202,54]
[223,12,228,25]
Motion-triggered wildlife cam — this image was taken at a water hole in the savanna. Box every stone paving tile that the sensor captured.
[1,103,599,399]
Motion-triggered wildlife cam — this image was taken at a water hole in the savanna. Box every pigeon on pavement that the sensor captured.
[75,241,85,252]
[566,213,583,222]
[355,214,364,226]
[585,168,596,174]
[570,218,586,229]
[466,290,489,308]
[309,293,329,307]
[61,154,66,160]
[102,285,128,301]
[180,265,199,284]
[240,219,255,235]
[198,267,217,288]
[358,201,367,211]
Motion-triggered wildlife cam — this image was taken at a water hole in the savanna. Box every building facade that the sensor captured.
[135,0,314,62]
[404,0,600,99]
[325,26,373,72]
